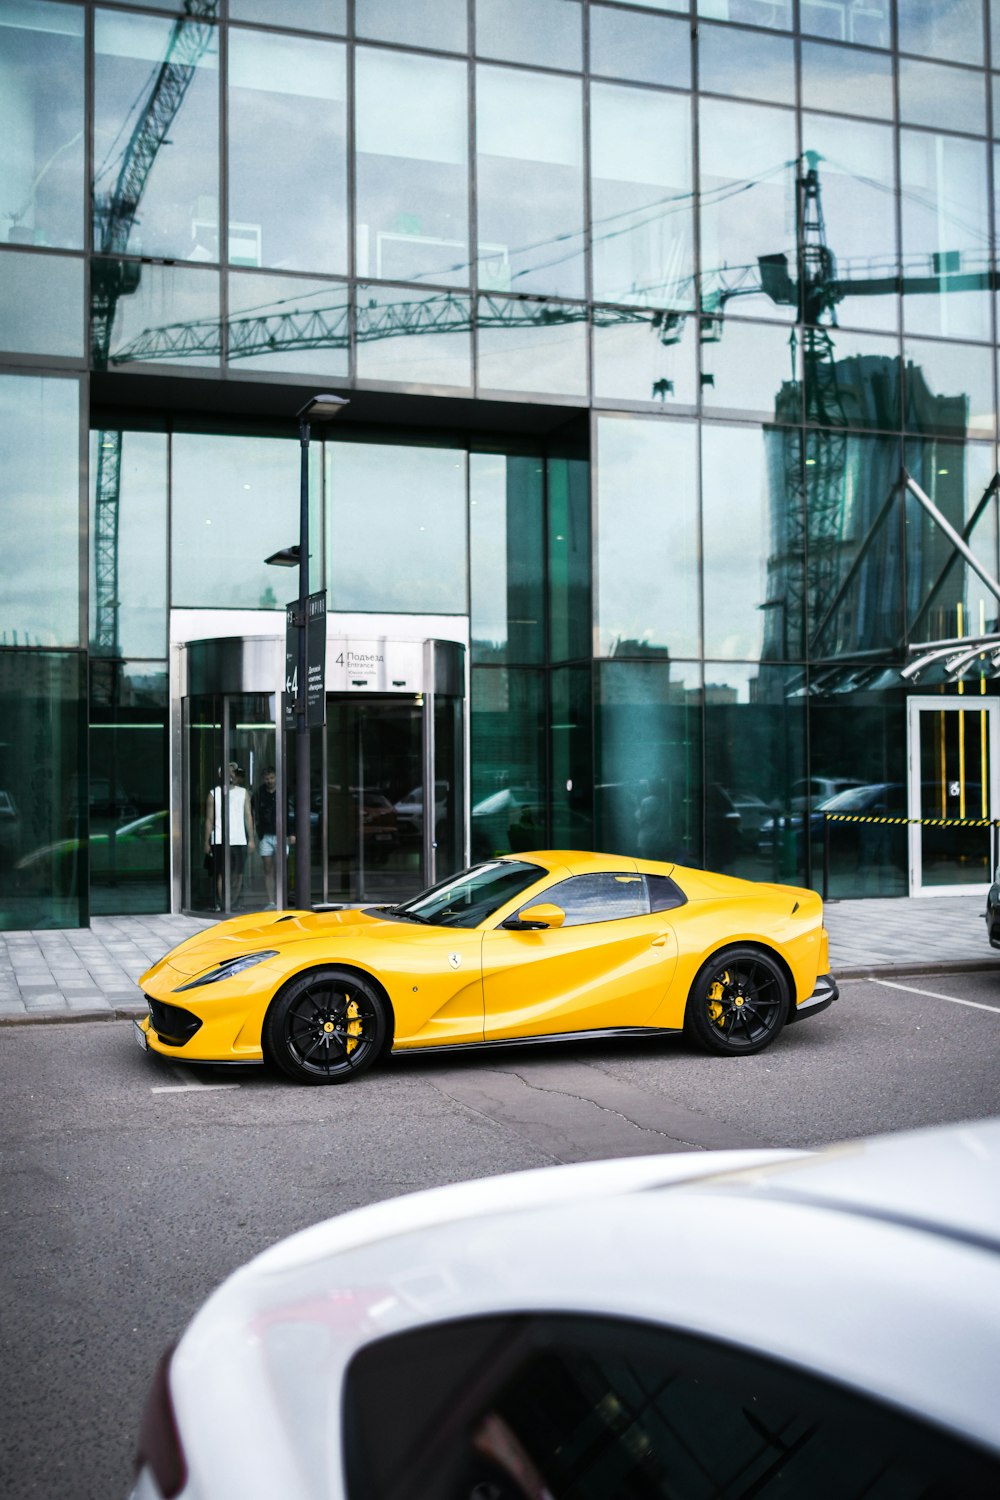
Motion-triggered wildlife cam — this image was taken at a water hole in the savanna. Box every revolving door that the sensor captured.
[178,635,466,915]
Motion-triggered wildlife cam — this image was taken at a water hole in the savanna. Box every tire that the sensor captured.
[264,967,389,1084]
[684,946,789,1056]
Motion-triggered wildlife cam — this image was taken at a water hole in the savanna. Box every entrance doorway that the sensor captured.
[178,634,466,915]
[907,697,1000,896]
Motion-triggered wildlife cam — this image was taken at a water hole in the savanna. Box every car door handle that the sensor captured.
[651,935,671,947]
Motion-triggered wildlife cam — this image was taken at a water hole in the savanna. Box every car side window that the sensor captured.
[646,873,686,911]
[343,1313,1000,1500]
[519,873,649,926]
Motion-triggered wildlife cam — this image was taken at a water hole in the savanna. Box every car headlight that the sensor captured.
[173,951,279,992]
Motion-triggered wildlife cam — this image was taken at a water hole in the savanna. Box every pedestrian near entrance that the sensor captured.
[252,765,279,908]
[205,762,256,909]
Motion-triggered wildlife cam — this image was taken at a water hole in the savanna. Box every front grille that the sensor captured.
[146,997,203,1048]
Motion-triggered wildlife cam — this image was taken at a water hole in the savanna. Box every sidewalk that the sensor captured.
[0,895,996,1025]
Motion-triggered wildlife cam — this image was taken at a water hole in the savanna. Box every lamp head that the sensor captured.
[297,393,349,422]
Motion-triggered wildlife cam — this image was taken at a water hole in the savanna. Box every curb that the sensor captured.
[0,1005,146,1026]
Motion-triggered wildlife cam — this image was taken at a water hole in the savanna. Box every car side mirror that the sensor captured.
[503,903,566,931]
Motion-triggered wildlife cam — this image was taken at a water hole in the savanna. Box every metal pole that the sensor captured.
[296,419,311,908]
[904,471,1000,609]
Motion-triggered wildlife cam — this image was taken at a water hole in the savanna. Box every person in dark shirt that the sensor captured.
[252,765,278,908]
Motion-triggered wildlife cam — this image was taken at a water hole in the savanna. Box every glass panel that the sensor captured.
[476,66,584,299]
[356,49,469,287]
[593,311,698,406]
[548,454,591,664]
[804,328,901,430]
[226,695,278,912]
[596,416,699,659]
[355,0,467,52]
[994,73,1000,132]
[356,285,471,387]
[612,0,688,11]
[93,9,218,263]
[0,373,80,648]
[89,429,167,658]
[470,452,545,665]
[800,115,898,332]
[705,663,806,882]
[0,0,84,249]
[702,423,805,660]
[697,0,792,31]
[88,662,168,916]
[0,250,83,356]
[471,668,546,860]
[0,649,85,930]
[172,433,298,608]
[900,130,990,341]
[698,24,794,104]
[477,295,587,397]
[806,432,904,661]
[327,441,467,612]
[550,664,593,849]
[898,0,984,66]
[918,706,992,887]
[905,437,999,644]
[589,5,691,88]
[186,693,221,913]
[227,273,349,377]
[799,0,890,47]
[699,99,797,322]
[590,82,694,310]
[92,260,220,370]
[229,0,346,31]
[228,31,346,275]
[476,0,582,70]
[434,694,464,880]
[596,659,703,866]
[701,318,800,422]
[904,337,996,438]
[800,41,893,120]
[808,678,907,897]
[899,57,988,137]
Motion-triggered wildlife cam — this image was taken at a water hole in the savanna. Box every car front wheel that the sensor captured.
[264,967,389,1084]
[684,947,789,1056]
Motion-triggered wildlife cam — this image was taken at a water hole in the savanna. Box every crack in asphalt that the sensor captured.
[428,1064,709,1157]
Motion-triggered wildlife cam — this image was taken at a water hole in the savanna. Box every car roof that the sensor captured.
[172,1118,1000,1492]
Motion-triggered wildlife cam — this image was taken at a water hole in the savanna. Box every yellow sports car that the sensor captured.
[134,851,838,1084]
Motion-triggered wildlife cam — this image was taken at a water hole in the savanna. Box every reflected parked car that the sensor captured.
[15,809,168,890]
[393,782,449,840]
[128,1116,1000,1500]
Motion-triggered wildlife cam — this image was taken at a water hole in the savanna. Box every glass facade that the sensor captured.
[1,0,998,926]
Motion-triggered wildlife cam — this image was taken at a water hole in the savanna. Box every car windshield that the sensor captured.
[388,860,544,929]
[818,784,893,812]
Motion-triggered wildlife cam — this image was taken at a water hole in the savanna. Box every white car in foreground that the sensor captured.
[131,1118,1000,1500]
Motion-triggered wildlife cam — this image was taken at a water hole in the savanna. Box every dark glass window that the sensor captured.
[470,453,545,665]
[904,438,999,646]
[0,650,86,931]
[550,665,594,849]
[548,456,591,665]
[88,663,169,916]
[471,669,546,861]
[345,1313,1000,1500]
[645,872,686,908]
[523,871,648,924]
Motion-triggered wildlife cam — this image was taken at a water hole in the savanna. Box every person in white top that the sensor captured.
[205,762,256,910]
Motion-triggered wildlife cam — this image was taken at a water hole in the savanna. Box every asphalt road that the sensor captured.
[2,970,999,1499]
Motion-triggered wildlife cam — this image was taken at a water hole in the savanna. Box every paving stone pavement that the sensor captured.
[0,894,996,1024]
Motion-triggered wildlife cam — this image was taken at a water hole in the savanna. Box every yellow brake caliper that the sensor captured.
[707,970,729,1027]
[344,997,362,1055]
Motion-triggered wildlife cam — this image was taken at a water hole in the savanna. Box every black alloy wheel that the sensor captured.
[684,947,789,1056]
[265,967,389,1084]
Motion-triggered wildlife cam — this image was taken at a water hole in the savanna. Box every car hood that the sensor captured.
[155,906,435,977]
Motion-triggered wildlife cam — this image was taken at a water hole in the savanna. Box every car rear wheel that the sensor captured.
[684,947,789,1056]
[264,967,388,1084]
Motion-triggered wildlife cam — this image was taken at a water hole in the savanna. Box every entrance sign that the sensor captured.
[326,637,423,693]
[284,591,327,730]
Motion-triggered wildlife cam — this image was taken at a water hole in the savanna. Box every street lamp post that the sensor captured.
[267,393,349,908]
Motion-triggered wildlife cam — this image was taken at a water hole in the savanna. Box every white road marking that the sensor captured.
[872,978,1000,1014]
[151,1064,240,1093]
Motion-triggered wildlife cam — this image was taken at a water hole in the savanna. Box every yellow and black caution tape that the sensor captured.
[824,813,1000,828]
